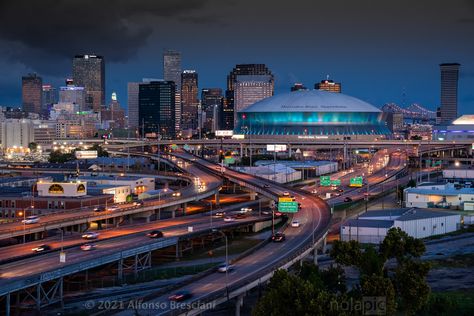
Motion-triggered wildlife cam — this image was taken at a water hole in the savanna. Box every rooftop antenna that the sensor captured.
[326,74,330,80]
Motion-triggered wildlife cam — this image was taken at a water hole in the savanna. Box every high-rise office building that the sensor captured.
[315,79,341,93]
[22,74,43,115]
[127,82,140,129]
[59,81,86,111]
[163,50,182,90]
[101,92,126,129]
[201,88,223,132]
[42,84,58,117]
[163,50,182,134]
[138,80,176,139]
[72,54,105,111]
[234,75,273,124]
[181,70,199,130]
[225,64,274,129]
[438,63,460,124]
[291,83,307,91]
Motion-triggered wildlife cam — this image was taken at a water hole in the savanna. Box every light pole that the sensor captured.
[212,229,228,293]
[19,210,26,243]
[382,173,388,210]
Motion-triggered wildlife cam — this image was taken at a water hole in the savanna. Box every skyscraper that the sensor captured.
[42,84,58,117]
[225,64,274,129]
[138,80,176,139]
[201,88,223,133]
[59,80,86,111]
[22,74,43,115]
[72,54,105,112]
[127,82,140,129]
[234,75,273,124]
[438,63,460,124]
[181,70,199,130]
[315,79,341,93]
[163,50,182,134]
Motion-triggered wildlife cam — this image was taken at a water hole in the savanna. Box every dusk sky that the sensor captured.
[0,0,473,113]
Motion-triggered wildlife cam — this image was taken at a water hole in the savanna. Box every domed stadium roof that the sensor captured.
[241,90,381,113]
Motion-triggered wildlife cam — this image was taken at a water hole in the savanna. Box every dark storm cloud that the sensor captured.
[0,0,218,74]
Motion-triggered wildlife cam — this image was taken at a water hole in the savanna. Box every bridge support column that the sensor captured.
[182,203,187,213]
[249,191,257,201]
[313,247,318,265]
[215,192,220,206]
[171,210,176,218]
[118,259,124,283]
[322,237,327,254]
[175,242,180,261]
[235,293,244,316]
[5,292,10,316]
[59,277,64,310]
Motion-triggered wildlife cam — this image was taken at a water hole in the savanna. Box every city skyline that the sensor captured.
[0,0,473,113]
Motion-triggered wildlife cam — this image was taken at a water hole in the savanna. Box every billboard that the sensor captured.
[267,144,287,152]
[331,179,341,186]
[75,150,98,159]
[216,130,234,137]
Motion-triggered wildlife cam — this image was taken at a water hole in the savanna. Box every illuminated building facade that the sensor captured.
[72,55,105,111]
[315,79,341,93]
[235,90,389,140]
[22,74,43,115]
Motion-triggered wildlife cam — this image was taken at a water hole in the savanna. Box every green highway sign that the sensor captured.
[331,179,341,186]
[224,156,235,165]
[349,176,363,187]
[320,176,331,187]
[278,201,299,213]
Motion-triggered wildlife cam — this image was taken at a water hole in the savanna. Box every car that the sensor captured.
[82,232,100,240]
[337,189,344,193]
[311,189,318,194]
[344,197,353,202]
[107,206,119,212]
[274,212,283,217]
[217,263,234,273]
[272,233,286,242]
[132,201,143,207]
[240,207,252,213]
[22,216,39,224]
[261,210,271,215]
[80,244,96,251]
[147,230,164,238]
[168,291,193,302]
[291,220,301,227]
[283,191,290,196]
[214,211,225,217]
[235,213,247,219]
[32,244,51,252]
[263,184,270,188]
[93,206,106,212]
[172,192,181,197]
[223,216,235,222]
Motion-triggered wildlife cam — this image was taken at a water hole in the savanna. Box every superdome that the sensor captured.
[235,90,390,139]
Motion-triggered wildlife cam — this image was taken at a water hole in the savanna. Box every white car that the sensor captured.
[283,191,290,196]
[22,216,39,224]
[291,220,301,228]
[107,206,119,212]
[223,217,235,222]
[217,264,234,273]
[82,232,100,240]
[80,244,96,251]
[240,207,252,213]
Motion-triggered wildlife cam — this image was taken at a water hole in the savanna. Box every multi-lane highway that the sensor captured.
[110,150,332,315]
[0,158,223,240]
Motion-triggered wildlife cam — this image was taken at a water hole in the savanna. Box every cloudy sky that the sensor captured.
[0,0,473,113]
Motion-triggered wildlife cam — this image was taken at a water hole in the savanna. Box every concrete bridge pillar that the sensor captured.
[118,258,124,283]
[313,247,318,265]
[235,293,244,316]
[215,192,220,206]
[171,210,176,218]
[322,237,327,254]
[5,292,10,316]
[249,191,257,201]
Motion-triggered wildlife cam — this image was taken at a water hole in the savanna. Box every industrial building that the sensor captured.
[235,89,389,140]
[341,208,461,243]
[404,183,474,210]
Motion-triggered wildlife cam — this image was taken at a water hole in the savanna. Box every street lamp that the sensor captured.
[212,229,229,294]
[18,210,26,243]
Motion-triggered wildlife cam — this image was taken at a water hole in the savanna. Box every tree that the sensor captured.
[360,274,397,315]
[48,150,75,163]
[379,228,425,262]
[393,260,431,314]
[90,144,109,157]
[330,240,362,266]
[320,265,347,294]
[28,142,38,151]
[358,245,385,276]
